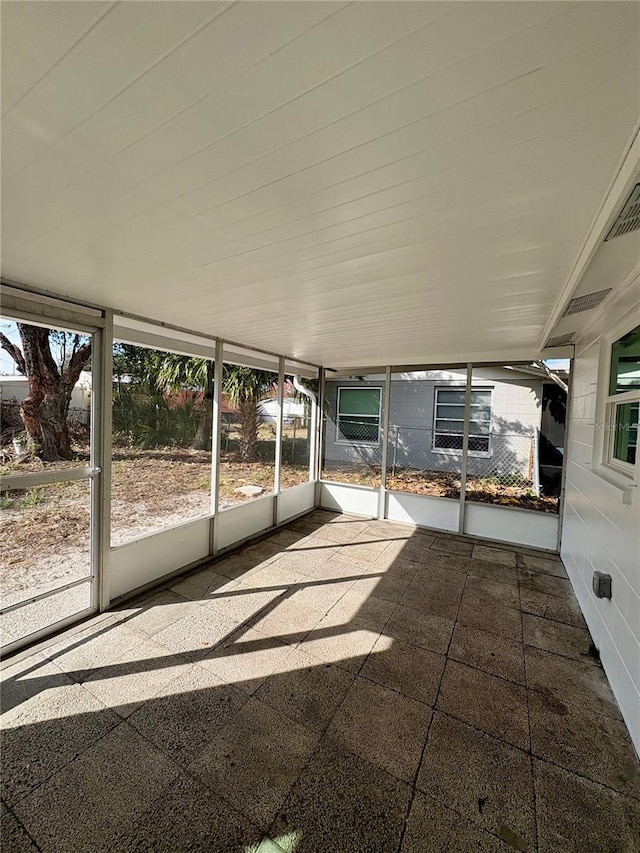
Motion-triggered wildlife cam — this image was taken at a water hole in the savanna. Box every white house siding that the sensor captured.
[561,332,640,754]
[0,372,92,423]
[323,368,543,480]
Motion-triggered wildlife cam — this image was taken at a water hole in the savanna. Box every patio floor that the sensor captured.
[1,510,639,852]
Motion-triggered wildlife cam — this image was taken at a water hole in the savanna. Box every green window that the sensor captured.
[434,388,492,452]
[607,324,639,469]
[337,387,381,444]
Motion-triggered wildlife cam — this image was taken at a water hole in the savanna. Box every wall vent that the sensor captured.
[563,288,611,316]
[545,333,574,348]
[605,183,640,240]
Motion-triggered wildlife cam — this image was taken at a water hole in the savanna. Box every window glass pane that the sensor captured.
[280,375,317,489]
[610,324,640,395]
[322,376,383,487]
[111,342,213,544]
[338,417,379,443]
[435,419,464,433]
[0,317,91,471]
[613,401,638,465]
[470,390,492,405]
[338,388,380,416]
[437,389,466,405]
[436,404,464,419]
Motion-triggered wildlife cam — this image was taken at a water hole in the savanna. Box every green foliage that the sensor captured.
[112,387,203,449]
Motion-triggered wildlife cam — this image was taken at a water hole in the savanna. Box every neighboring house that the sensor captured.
[258,396,306,424]
[0,371,92,424]
[324,366,566,481]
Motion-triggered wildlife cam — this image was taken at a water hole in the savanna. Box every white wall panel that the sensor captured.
[562,331,640,753]
[278,481,316,524]
[385,491,459,532]
[464,502,558,551]
[320,482,378,517]
[110,516,210,600]
[216,496,276,551]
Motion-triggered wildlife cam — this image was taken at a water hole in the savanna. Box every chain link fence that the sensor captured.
[322,416,384,488]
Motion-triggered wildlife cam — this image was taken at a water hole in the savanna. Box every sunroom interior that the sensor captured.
[1,2,640,851]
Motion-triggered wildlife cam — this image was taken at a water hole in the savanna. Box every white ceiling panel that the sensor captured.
[2,1,639,368]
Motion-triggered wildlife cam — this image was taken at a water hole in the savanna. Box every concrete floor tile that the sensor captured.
[518,553,567,578]
[350,571,413,604]
[188,697,319,827]
[44,620,158,675]
[151,606,240,661]
[322,587,397,632]
[422,550,471,574]
[299,616,383,673]
[80,649,194,719]
[525,646,621,720]
[127,661,249,766]
[534,759,640,853]
[437,660,530,750]
[329,676,431,781]
[432,537,474,556]
[522,613,592,661]
[0,809,39,853]
[360,635,445,706]
[270,738,411,853]
[108,772,264,852]
[464,576,520,609]
[467,558,519,587]
[114,589,203,637]
[14,723,180,852]
[449,623,525,685]
[519,571,572,600]
[529,690,640,799]
[201,626,300,694]
[401,791,513,852]
[286,577,355,612]
[249,598,325,645]
[215,553,270,581]
[255,650,355,733]
[417,713,535,850]
[1,656,121,806]
[401,575,464,621]
[199,584,283,626]
[458,594,522,641]
[519,587,587,628]
[385,604,454,655]
[169,568,230,601]
[472,545,517,567]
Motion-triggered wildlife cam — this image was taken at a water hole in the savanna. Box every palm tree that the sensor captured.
[152,353,274,459]
[222,365,275,461]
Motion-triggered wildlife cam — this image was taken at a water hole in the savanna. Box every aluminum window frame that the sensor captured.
[432,386,493,457]
[601,322,640,481]
[335,385,383,447]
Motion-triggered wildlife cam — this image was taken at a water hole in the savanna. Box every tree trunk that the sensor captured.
[193,401,213,450]
[192,362,215,451]
[9,325,91,462]
[237,397,260,461]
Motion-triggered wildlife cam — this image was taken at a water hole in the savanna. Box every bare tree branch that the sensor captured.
[0,331,26,374]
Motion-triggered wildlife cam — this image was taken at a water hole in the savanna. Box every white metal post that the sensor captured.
[458,363,473,535]
[315,368,326,507]
[209,340,223,556]
[274,356,285,526]
[378,366,392,519]
[94,310,113,612]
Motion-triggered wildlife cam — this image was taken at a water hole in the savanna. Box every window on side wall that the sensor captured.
[604,324,640,476]
[336,387,381,445]
[433,387,492,454]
